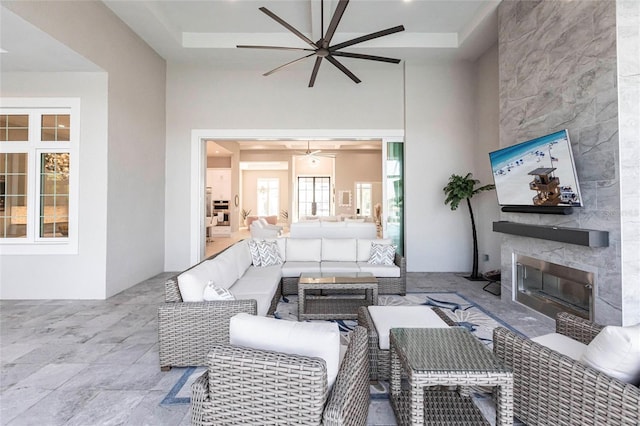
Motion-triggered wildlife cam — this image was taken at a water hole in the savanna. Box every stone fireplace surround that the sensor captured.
[497,0,639,326]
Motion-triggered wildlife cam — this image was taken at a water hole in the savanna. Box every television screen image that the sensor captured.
[489,130,582,207]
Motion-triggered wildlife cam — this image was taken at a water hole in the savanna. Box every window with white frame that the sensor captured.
[356,182,372,217]
[298,176,331,218]
[0,100,78,254]
[257,178,279,217]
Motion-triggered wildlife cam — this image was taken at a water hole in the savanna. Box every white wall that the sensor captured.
[473,44,501,274]
[334,151,382,217]
[165,59,500,273]
[404,61,481,272]
[165,65,404,270]
[4,1,166,298]
[0,72,109,299]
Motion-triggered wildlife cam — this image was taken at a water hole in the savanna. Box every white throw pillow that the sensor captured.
[203,281,236,301]
[229,313,341,388]
[256,240,283,266]
[531,333,588,361]
[580,323,640,385]
[368,242,396,265]
[356,239,392,262]
[247,239,262,266]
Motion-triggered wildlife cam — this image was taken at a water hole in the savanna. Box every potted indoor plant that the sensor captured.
[443,173,495,281]
[241,208,252,226]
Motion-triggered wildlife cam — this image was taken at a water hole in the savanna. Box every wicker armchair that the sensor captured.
[191,326,370,426]
[493,312,640,426]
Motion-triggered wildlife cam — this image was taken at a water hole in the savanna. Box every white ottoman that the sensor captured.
[358,305,453,381]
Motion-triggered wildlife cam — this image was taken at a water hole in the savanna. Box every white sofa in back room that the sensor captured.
[289,221,377,239]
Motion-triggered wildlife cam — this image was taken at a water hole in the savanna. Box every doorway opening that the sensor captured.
[190,130,404,264]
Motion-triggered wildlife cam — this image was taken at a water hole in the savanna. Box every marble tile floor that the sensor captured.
[1,272,555,425]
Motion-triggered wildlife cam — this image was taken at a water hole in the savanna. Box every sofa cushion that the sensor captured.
[580,324,640,384]
[357,239,392,262]
[368,242,396,265]
[230,313,341,388]
[344,222,377,239]
[356,262,401,278]
[208,252,240,289]
[177,266,212,302]
[232,266,280,317]
[286,238,321,262]
[531,333,588,361]
[320,261,360,274]
[233,266,282,297]
[322,238,357,262]
[368,306,450,350]
[226,240,252,278]
[281,261,321,277]
[241,264,283,281]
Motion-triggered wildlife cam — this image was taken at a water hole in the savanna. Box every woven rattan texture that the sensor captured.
[299,281,378,320]
[158,299,258,369]
[282,252,406,296]
[392,389,490,426]
[190,326,370,426]
[159,244,282,370]
[390,327,513,425]
[493,313,640,426]
[357,306,456,381]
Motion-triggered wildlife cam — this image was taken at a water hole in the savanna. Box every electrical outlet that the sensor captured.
[483,254,490,261]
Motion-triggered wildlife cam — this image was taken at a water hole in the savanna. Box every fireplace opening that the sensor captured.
[515,254,593,320]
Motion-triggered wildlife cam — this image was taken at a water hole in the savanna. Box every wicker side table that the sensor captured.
[298,272,378,320]
[390,327,513,426]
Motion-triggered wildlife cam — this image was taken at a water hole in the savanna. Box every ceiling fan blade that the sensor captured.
[331,51,401,64]
[309,57,323,87]
[237,45,316,52]
[326,55,361,84]
[323,0,349,47]
[263,53,316,76]
[310,150,322,155]
[259,7,318,49]
[330,25,405,51]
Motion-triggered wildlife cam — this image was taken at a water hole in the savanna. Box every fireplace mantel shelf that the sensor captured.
[493,221,609,247]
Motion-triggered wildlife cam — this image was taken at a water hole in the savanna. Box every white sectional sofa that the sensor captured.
[158,236,405,369]
[278,237,405,295]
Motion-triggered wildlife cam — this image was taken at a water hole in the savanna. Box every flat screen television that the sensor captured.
[489,129,582,208]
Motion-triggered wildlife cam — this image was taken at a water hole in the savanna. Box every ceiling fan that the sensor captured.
[237,0,405,87]
[295,141,335,158]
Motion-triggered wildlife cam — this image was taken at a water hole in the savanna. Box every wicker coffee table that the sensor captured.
[390,327,513,426]
[298,272,378,320]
